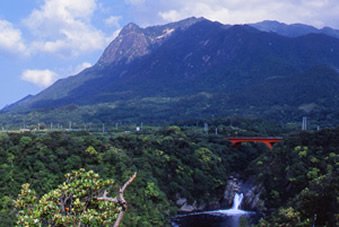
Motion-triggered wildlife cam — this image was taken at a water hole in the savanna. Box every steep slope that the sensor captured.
[4,17,204,112]
[2,18,339,125]
[98,17,204,65]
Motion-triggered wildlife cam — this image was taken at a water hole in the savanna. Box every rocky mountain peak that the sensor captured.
[97,22,150,65]
[120,23,143,35]
[168,16,205,30]
[97,17,207,66]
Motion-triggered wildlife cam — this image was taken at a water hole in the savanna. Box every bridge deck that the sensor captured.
[227,137,283,149]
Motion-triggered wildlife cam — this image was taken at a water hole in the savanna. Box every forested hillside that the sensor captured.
[3,18,339,127]
[0,125,337,226]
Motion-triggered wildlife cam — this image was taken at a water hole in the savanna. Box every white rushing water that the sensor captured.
[232,193,244,210]
[211,192,250,216]
[174,192,253,222]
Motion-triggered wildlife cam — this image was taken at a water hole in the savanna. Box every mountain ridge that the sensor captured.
[250,20,339,39]
[2,18,339,125]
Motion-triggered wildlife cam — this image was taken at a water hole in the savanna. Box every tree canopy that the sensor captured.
[15,169,136,226]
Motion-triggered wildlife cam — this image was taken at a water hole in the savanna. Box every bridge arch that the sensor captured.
[227,137,283,149]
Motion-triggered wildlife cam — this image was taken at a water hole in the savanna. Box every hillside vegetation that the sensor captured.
[0,124,337,226]
[2,18,339,127]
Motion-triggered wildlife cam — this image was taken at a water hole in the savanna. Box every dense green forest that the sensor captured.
[0,124,337,226]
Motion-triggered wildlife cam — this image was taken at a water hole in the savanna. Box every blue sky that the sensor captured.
[1,0,338,109]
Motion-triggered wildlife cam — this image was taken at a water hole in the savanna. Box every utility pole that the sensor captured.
[204,123,209,134]
[301,117,308,131]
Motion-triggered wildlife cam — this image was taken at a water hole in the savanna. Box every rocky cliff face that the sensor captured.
[98,23,151,65]
[97,17,204,65]
[174,175,265,213]
[223,176,265,212]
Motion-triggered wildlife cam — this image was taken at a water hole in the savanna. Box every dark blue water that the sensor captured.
[172,212,258,227]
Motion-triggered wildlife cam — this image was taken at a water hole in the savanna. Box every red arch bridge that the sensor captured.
[227,137,283,149]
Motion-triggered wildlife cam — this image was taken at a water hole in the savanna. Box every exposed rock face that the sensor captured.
[98,23,151,65]
[176,196,205,213]
[243,184,264,211]
[175,176,265,213]
[98,17,204,65]
[223,176,264,212]
[223,176,242,207]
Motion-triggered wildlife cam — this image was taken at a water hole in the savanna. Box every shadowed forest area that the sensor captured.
[0,123,337,226]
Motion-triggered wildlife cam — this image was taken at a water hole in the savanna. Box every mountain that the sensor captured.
[2,17,339,125]
[250,20,339,39]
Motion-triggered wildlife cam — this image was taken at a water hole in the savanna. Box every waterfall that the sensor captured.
[172,192,256,227]
[212,192,249,215]
[232,193,244,210]
[192,193,249,216]
[172,187,256,226]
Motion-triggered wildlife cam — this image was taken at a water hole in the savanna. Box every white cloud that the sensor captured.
[0,20,28,55]
[157,0,280,24]
[21,69,57,87]
[74,62,92,74]
[55,62,94,79]
[24,0,110,56]
[158,10,181,22]
[105,16,121,28]
[148,0,339,29]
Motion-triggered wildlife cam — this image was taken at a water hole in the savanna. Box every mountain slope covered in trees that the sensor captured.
[0,125,337,226]
[2,17,339,126]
